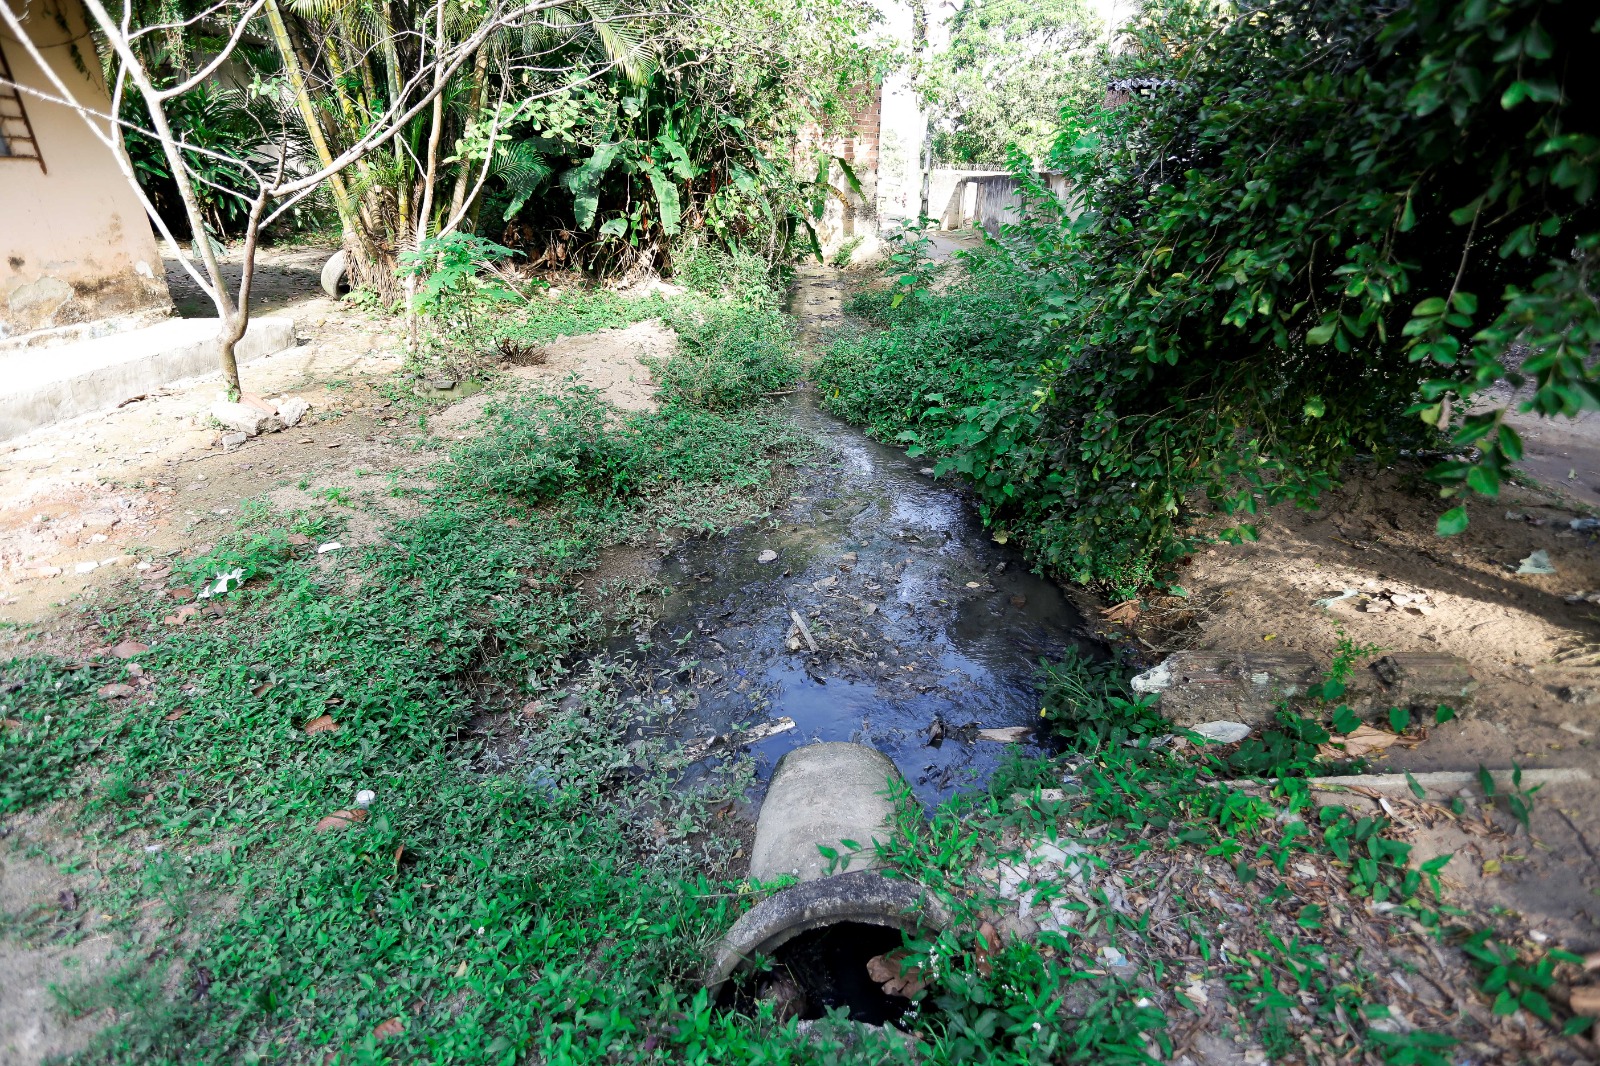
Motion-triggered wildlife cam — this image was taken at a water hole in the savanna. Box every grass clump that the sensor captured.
[650,303,800,411]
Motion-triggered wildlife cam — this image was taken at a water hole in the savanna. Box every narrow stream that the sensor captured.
[626,268,1094,805]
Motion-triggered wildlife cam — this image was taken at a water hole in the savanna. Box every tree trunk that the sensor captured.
[447,43,490,226]
[263,0,391,297]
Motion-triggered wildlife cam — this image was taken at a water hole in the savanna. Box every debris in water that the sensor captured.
[977,726,1033,743]
[787,609,819,653]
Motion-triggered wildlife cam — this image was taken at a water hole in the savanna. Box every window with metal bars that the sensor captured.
[0,41,47,171]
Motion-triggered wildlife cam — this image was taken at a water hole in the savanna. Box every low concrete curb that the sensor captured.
[0,316,296,441]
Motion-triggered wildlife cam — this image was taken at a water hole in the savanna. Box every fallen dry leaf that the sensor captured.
[1101,600,1140,625]
[393,846,405,873]
[251,681,275,698]
[163,605,201,625]
[286,533,311,546]
[866,949,927,998]
[314,809,367,832]
[1318,724,1400,759]
[1568,985,1600,1017]
[170,587,195,600]
[2,718,25,731]
[975,920,999,978]
[164,708,187,722]
[110,640,150,659]
[372,1017,404,1042]
[303,714,339,734]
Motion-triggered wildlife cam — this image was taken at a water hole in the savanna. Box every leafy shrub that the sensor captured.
[653,303,800,410]
[1037,648,1163,748]
[672,243,785,311]
[819,0,1600,595]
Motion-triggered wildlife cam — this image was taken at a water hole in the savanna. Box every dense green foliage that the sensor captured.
[922,0,1103,166]
[115,0,874,273]
[820,0,1600,596]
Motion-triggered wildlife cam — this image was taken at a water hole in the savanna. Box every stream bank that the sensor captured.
[616,266,1094,804]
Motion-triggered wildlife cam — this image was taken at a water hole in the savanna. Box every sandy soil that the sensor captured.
[1110,469,1600,949]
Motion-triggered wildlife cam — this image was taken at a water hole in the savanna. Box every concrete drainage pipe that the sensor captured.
[704,743,951,1022]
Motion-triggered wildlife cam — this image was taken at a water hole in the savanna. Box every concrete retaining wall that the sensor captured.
[0,316,296,440]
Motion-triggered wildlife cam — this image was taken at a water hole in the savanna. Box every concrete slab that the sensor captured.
[0,316,296,440]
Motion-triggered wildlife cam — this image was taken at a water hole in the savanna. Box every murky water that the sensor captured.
[634,395,1091,804]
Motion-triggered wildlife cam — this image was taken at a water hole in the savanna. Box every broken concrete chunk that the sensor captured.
[1364,653,1478,709]
[273,395,311,427]
[1131,650,1321,730]
[221,432,247,450]
[212,401,282,437]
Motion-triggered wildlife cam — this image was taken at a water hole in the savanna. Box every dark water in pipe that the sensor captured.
[631,390,1093,806]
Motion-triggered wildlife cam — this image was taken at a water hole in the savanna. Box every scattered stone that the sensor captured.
[98,683,136,699]
[1562,686,1600,706]
[427,376,456,391]
[840,551,858,564]
[1571,517,1600,531]
[211,400,283,437]
[756,549,778,564]
[354,789,377,808]
[221,431,247,450]
[273,395,311,427]
[110,640,149,659]
[1129,651,1320,730]
[966,581,982,589]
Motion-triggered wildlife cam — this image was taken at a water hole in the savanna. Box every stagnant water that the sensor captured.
[629,392,1092,804]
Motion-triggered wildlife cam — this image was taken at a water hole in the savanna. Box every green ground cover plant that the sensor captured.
[0,283,851,1064]
[817,0,1600,599]
[871,646,1595,1064]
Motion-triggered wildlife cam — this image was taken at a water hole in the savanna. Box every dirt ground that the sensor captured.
[0,247,674,626]
[1111,467,1600,950]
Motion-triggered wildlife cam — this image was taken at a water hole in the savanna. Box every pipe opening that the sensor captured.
[718,920,932,1027]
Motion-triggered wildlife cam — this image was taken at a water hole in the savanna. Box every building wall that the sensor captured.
[0,0,170,342]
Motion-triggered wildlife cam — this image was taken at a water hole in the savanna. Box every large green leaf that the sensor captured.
[561,143,622,230]
[644,166,682,235]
